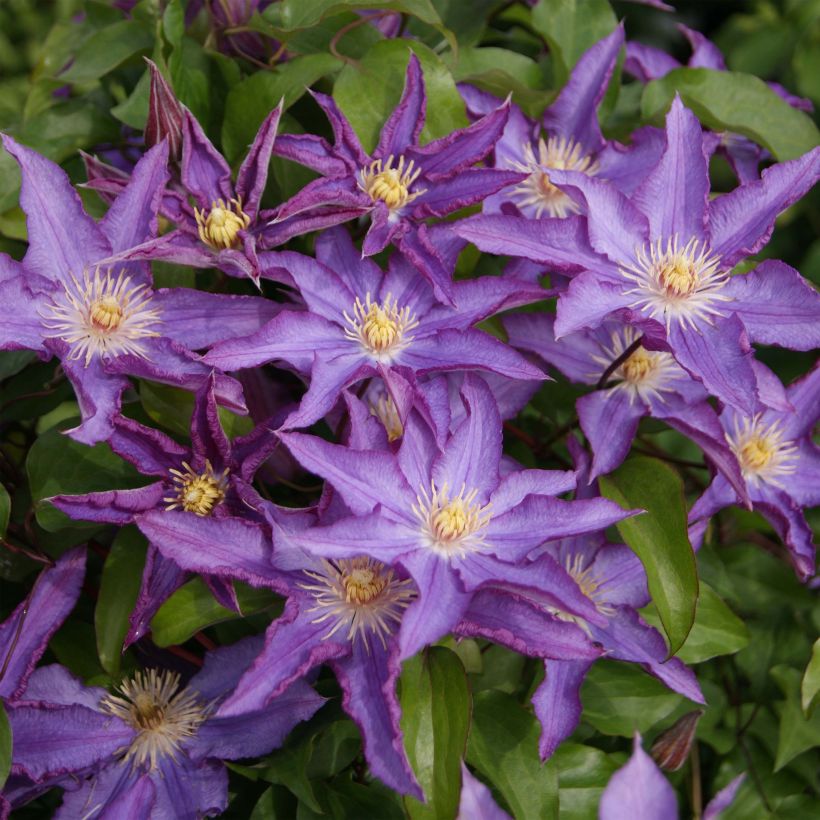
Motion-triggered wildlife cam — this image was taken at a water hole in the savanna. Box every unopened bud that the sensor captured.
[144,59,184,161]
[650,710,703,771]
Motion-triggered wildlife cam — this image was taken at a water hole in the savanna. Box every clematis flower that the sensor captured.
[599,733,745,820]
[456,98,820,414]
[503,312,748,500]
[689,364,820,580]
[271,375,636,660]
[269,53,524,302]
[204,226,547,431]
[134,462,606,800]
[459,26,664,218]
[529,439,704,760]
[0,137,279,443]
[0,547,85,701]
[4,640,323,818]
[625,24,813,183]
[48,373,281,643]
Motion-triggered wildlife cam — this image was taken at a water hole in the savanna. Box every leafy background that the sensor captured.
[0,1,818,817]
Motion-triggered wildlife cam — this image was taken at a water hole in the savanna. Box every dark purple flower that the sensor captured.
[205,227,546,430]
[5,640,323,818]
[49,374,281,642]
[0,137,277,443]
[503,312,748,501]
[460,27,664,218]
[269,53,524,302]
[207,0,283,63]
[456,99,820,414]
[689,364,820,580]
[0,547,85,701]
[625,25,813,183]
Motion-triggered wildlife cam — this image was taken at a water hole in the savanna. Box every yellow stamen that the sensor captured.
[413,482,492,558]
[164,460,229,516]
[194,196,250,250]
[343,293,418,361]
[358,155,425,211]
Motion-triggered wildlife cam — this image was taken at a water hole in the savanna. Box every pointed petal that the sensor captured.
[458,763,512,820]
[332,640,422,798]
[272,132,350,176]
[153,756,227,819]
[49,483,166,525]
[489,469,577,516]
[578,389,646,480]
[722,259,820,351]
[632,97,709,242]
[109,416,186,475]
[554,273,633,337]
[394,223,455,306]
[181,110,233,204]
[707,146,820,266]
[753,484,815,580]
[543,25,624,152]
[2,135,110,285]
[703,774,746,820]
[376,52,426,158]
[126,546,186,646]
[236,103,282,215]
[0,274,48,354]
[414,169,526,218]
[531,660,592,759]
[0,547,86,700]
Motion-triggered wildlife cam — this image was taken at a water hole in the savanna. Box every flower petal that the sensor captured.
[376,52,426,159]
[531,660,593,759]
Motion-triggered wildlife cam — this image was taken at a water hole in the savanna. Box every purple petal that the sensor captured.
[23,664,107,710]
[578,389,646,480]
[415,169,526,218]
[624,42,680,83]
[376,52,426,159]
[599,733,677,820]
[752,484,816,580]
[272,132,350,176]
[458,763,512,820]
[126,547,186,646]
[137,510,276,589]
[2,136,110,286]
[543,25,624,153]
[782,363,820,440]
[101,141,169,254]
[669,315,757,414]
[190,372,231,465]
[49,483,166,525]
[392,223,455,306]
[332,640,422,798]
[153,289,281,351]
[531,660,592,759]
[632,97,709,243]
[109,416,186,475]
[723,259,820,351]
[397,550,471,659]
[0,274,48,354]
[703,774,746,820]
[8,702,134,781]
[707,146,820,267]
[181,110,233,205]
[280,432,415,518]
[55,765,152,819]
[554,273,633,337]
[0,547,86,700]
[308,89,368,166]
[153,756,227,819]
[236,103,282,216]
[489,469,577,517]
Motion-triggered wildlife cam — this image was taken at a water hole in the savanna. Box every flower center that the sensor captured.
[370,393,403,442]
[620,236,730,331]
[413,482,492,559]
[194,196,251,250]
[343,293,419,362]
[620,348,656,384]
[358,155,425,211]
[100,669,209,770]
[299,557,415,649]
[564,553,616,618]
[726,414,798,488]
[164,460,229,516]
[41,268,161,366]
[508,136,599,218]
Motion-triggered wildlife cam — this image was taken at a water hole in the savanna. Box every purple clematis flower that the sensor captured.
[503,312,747,500]
[269,52,524,302]
[4,640,323,818]
[272,375,637,660]
[459,26,664,218]
[456,98,820,414]
[0,137,278,443]
[689,364,820,580]
[204,226,547,431]
[528,439,704,760]
[0,547,85,702]
[48,373,281,643]
[625,24,813,183]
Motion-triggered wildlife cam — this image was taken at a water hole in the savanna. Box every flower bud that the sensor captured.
[144,59,184,162]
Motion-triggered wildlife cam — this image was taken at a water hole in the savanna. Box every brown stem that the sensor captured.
[329,11,391,65]
[690,740,702,819]
[596,335,643,390]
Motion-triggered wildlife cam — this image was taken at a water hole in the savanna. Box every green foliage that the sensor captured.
[0,701,10,791]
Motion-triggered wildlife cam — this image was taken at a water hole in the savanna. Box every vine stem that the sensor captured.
[596,335,643,390]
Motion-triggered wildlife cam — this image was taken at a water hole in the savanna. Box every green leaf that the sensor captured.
[0,481,9,539]
[334,39,467,154]
[599,456,698,655]
[641,582,749,664]
[772,665,820,770]
[530,0,617,85]
[0,700,11,790]
[26,422,145,531]
[553,743,620,820]
[801,638,820,716]
[260,740,321,811]
[641,68,820,162]
[581,660,683,737]
[466,690,558,819]
[60,21,154,84]
[163,0,185,50]
[221,54,341,163]
[150,578,281,647]
[400,646,471,820]
[95,526,148,677]
[111,62,151,129]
